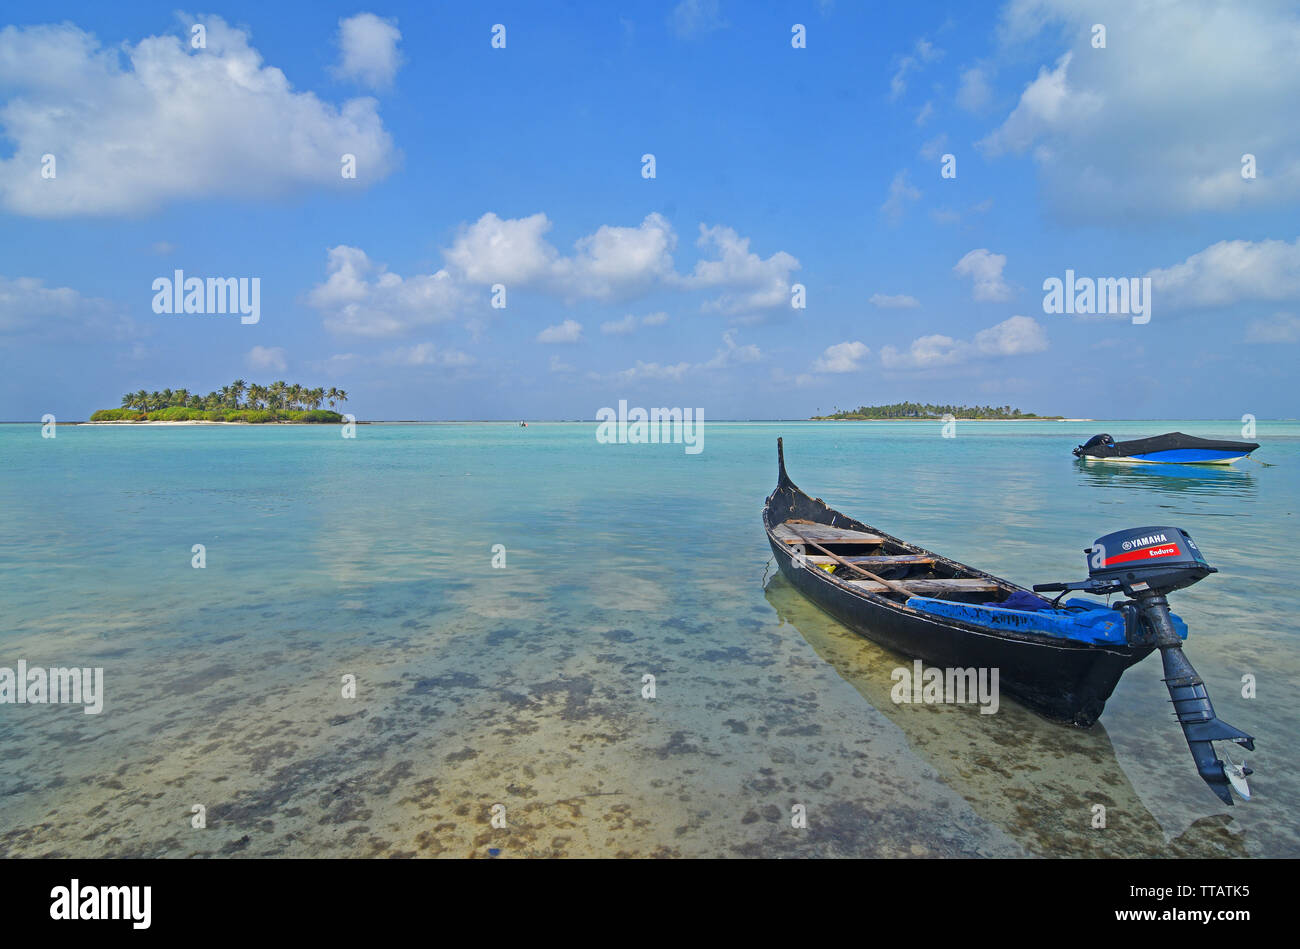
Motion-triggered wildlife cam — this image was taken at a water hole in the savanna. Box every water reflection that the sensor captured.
[1073,458,1257,500]
[762,573,1250,857]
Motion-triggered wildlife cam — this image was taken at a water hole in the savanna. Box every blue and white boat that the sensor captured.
[1073,431,1259,465]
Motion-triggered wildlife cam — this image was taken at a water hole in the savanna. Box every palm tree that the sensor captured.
[230,379,247,409]
[334,389,348,409]
[325,387,339,409]
[308,387,325,410]
[269,381,287,410]
[288,384,304,410]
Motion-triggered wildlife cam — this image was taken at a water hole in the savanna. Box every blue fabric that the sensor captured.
[906,595,1189,644]
[1000,590,1055,612]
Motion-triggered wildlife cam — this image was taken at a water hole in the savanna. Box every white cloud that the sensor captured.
[700,329,761,369]
[382,343,474,367]
[954,248,1013,302]
[306,245,463,337]
[881,170,921,223]
[890,37,944,100]
[880,334,966,370]
[600,311,670,335]
[446,212,677,300]
[980,1,1300,219]
[1147,237,1300,308]
[334,13,403,89]
[973,314,1048,355]
[608,361,692,383]
[246,345,287,371]
[957,66,993,112]
[914,101,935,126]
[920,134,948,160]
[680,225,800,313]
[669,0,727,39]
[870,293,920,309]
[536,319,583,344]
[0,275,128,338]
[600,315,638,335]
[0,17,396,216]
[812,341,870,373]
[881,316,1048,369]
[1245,313,1300,343]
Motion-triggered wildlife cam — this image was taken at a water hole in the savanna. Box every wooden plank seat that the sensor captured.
[773,522,885,546]
[844,577,1002,596]
[805,554,935,566]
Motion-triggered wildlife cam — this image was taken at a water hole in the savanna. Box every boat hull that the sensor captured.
[1084,450,1249,465]
[767,535,1153,725]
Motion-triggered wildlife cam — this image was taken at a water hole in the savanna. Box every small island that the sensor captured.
[89,380,349,423]
[812,402,1063,420]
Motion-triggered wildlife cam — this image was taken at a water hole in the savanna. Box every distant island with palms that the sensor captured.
[812,402,1063,420]
[88,380,349,423]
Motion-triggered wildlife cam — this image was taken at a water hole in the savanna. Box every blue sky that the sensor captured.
[2,0,1298,420]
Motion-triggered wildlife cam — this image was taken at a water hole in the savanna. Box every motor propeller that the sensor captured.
[1034,526,1256,805]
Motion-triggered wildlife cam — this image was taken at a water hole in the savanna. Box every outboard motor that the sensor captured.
[1072,433,1116,457]
[1034,526,1256,805]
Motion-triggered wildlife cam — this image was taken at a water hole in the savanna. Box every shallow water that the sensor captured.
[0,420,1295,857]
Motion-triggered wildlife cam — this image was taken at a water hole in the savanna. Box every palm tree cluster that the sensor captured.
[818,402,1043,420]
[120,381,349,413]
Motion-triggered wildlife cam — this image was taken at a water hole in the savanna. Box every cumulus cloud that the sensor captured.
[980,0,1300,219]
[973,314,1048,355]
[446,212,677,300]
[812,341,870,373]
[669,0,727,40]
[869,293,920,309]
[246,345,287,371]
[1245,313,1300,343]
[600,312,668,335]
[680,225,800,313]
[306,246,463,336]
[333,13,403,89]
[957,66,993,112]
[881,315,1047,369]
[382,342,474,366]
[1146,237,1300,308]
[536,319,583,343]
[0,17,396,216]
[890,37,944,100]
[881,170,921,223]
[0,275,130,338]
[700,329,762,369]
[954,249,1013,302]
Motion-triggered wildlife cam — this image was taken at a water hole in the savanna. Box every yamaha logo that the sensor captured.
[1124,533,1168,551]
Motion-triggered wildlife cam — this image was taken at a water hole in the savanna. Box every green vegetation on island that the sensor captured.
[812,402,1061,420]
[90,380,349,423]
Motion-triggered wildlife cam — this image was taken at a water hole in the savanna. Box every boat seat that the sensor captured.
[806,554,935,566]
[845,578,1002,596]
[773,523,885,545]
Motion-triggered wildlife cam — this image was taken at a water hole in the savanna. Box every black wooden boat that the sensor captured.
[764,438,1258,804]
[763,439,1150,725]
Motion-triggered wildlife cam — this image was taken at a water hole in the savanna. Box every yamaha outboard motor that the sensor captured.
[1072,433,1116,457]
[1034,526,1256,805]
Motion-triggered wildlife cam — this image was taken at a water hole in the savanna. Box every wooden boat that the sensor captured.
[763,438,1155,725]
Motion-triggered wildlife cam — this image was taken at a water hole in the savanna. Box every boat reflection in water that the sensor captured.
[762,574,1250,857]
[1073,458,1257,499]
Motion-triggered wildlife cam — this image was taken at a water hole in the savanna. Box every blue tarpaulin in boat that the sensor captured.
[905,596,1189,644]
